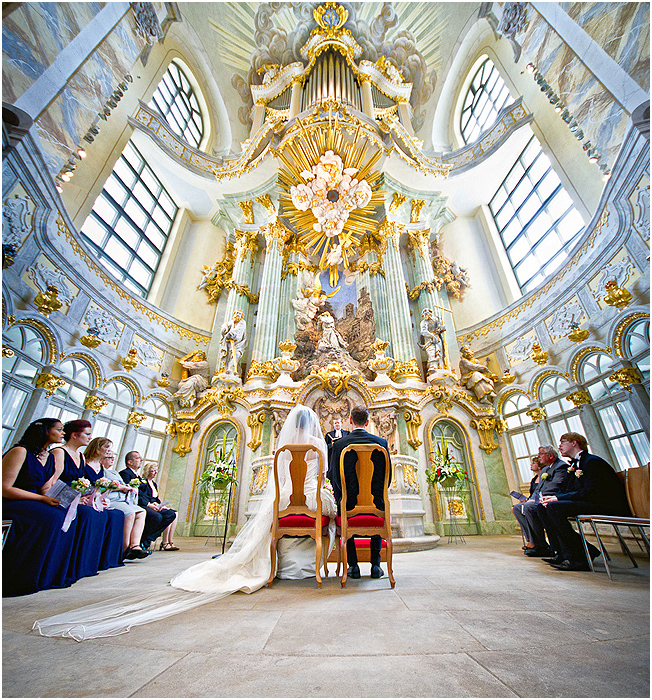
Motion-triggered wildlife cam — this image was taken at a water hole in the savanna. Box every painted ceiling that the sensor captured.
[178,2,480,139]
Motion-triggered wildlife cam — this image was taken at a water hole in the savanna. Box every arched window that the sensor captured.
[460,57,512,144]
[94,380,135,455]
[489,130,585,293]
[623,318,650,388]
[133,396,171,464]
[49,358,93,425]
[2,325,47,450]
[579,352,648,470]
[537,375,584,444]
[149,60,204,148]
[80,141,178,298]
[502,393,539,482]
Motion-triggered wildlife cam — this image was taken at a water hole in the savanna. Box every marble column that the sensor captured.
[359,76,374,119]
[277,250,303,346]
[248,220,286,377]
[289,78,303,119]
[379,220,418,368]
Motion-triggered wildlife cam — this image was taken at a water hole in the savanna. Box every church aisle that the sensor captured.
[3,536,648,698]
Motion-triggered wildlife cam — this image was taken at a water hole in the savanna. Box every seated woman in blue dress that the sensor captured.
[2,418,78,596]
[51,420,124,577]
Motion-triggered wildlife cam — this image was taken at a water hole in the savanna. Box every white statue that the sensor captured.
[174,350,210,407]
[219,310,247,376]
[458,345,496,404]
[419,308,446,373]
[317,312,347,352]
[291,273,338,331]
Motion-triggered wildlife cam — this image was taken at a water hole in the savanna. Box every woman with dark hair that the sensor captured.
[51,420,124,577]
[2,418,77,596]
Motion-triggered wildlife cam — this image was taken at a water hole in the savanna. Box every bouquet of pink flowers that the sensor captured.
[70,477,92,495]
[94,477,119,494]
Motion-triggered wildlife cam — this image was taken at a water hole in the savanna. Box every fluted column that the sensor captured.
[359,76,374,119]
[289,78,303,119]
[248,220,287,379]
[278,250,304,344]
[379,220,419,378]
[362,251,391,346]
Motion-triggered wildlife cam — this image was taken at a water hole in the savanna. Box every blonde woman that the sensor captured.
[140,462,179,551]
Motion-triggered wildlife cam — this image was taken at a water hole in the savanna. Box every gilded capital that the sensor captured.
[35,371,65,397]
[261,219,290,249]
[127,410,147,428]
[525,406,547,423]
[170,421,199,457]
[403,410,422,449]
[470,417,499,453]
[84,395,109,415]
[377,218,405,251]
[608,367,641,391]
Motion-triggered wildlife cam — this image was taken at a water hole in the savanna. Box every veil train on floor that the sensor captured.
[32,405,334,641]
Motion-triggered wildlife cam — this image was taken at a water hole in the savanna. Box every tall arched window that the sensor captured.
[48,358,93,425]
[489,130,585,293]
[502,393,539,482]
[94,380,135,455]
[133,396,171,464]
[80,141,178,298]
[623,318,650,389]
[579,352,648,470]
[149,60,204,149]
[2,324,48,450]
[538,375,584,444]
[460,57,512,144]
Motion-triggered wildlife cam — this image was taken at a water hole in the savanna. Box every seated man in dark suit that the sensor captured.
[328,405,392,580]
[534,432,630,571]
[518,445,570,557]
[120,451,174,551]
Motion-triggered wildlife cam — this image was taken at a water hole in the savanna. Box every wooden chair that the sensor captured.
[337,443,394,588]
[267,443,330,588]
[574,464,650,580]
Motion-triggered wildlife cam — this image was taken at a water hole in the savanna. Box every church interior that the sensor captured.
[2,1,650,697]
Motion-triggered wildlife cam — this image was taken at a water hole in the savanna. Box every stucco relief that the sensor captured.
[27,262,74,305]
[83,306,123,344]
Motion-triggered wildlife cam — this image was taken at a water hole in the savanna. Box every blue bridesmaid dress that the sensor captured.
[3,451,77,596]
[83,460,126,569]
[59,450,124,576]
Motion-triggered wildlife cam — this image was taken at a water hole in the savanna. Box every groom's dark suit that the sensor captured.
[328,427,392,567]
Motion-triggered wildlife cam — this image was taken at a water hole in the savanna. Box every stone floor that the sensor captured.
[3,535,649,698]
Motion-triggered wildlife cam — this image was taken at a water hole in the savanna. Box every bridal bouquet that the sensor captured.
[426,437,469,491]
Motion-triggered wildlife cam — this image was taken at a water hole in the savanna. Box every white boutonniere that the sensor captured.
[575,469,583,477]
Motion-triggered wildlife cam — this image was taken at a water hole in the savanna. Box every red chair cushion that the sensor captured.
[335,514,385,527]
[278,514,330,528]
[352,537,387,548]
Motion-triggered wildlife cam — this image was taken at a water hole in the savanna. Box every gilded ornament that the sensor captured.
[80,327,102,349]
[199,242,236,304]
[169,421,199,457]
[199,386,245,415]
[406,229,430,260]
[377,218,405,251]
[567,323,590,343]
[500,370,516,384]
[33,285,62,317]
[261,219,291,248]
[127,411,147,428]
[530,343,549,366]
[603,280,633,311]
[84,395,108,415]
[2,347,15,357]
[403,410,423,449]
[238,200,254,224]
[274,340,300,375]
[390,358,421,382]
[388,192,407,214]
[565,390,591,410]
[310,363,359,396]
[410,200,425,223]
[608,367,641,392]
[120,348,139,372]
[402,462,420,493]
[525,406,547,423]
[246,411,266,451]
[406,280,436,301]
[35,371,66,397]
[367,339,394,376]
[469,417,499,453]
[255,194,276,217]
[246,360,280,383]
[156,373,170,388]
[613,313,649,358]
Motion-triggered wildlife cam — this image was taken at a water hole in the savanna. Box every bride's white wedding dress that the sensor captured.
[32,406,336,641]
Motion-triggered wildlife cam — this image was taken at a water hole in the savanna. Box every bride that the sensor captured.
[33,405,337,641]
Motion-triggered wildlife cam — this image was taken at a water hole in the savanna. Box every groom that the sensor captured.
[328,405,392,580]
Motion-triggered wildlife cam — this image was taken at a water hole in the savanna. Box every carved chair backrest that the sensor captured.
[339,443,390,518]
[273,443,323,519]
[626,463,650,519]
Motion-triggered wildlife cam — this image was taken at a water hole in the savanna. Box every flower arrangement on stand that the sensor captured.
[425,436,469,492]
[198,435,238,495]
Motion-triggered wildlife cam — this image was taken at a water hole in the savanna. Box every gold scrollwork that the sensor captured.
[246,411,266,451]
[11,318,57,363]
[35,371,65,397]
[246,360,280,383]
[390,358,421,382]
[57,215,210,345]
[402,461,420,494]
[168,421,199,457]
[84,395,108,415]
[608,367,641,391]
[410,200,425,223]
[469,417,499,453]
[238,200,254,224]
[613,312,649,358]
[403,410,422,449]
[255,194,276,216]
[198,386,245,415]
[388,192,407,214]
[565,390,591,410]
[310,362,359,396]
[127,410,147,427]
[525,406,547,424]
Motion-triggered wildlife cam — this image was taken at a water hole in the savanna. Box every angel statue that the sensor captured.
[174,350,210,407]
[291,273,339,330]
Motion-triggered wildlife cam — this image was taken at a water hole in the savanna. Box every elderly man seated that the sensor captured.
[516,445,570,557]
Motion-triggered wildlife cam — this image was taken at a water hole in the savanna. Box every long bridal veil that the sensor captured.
[33,405,330,641]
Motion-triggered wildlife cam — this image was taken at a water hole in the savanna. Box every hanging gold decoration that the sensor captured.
[33,285,62,317]
[603,280,633,311]
[120,348,139,372]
